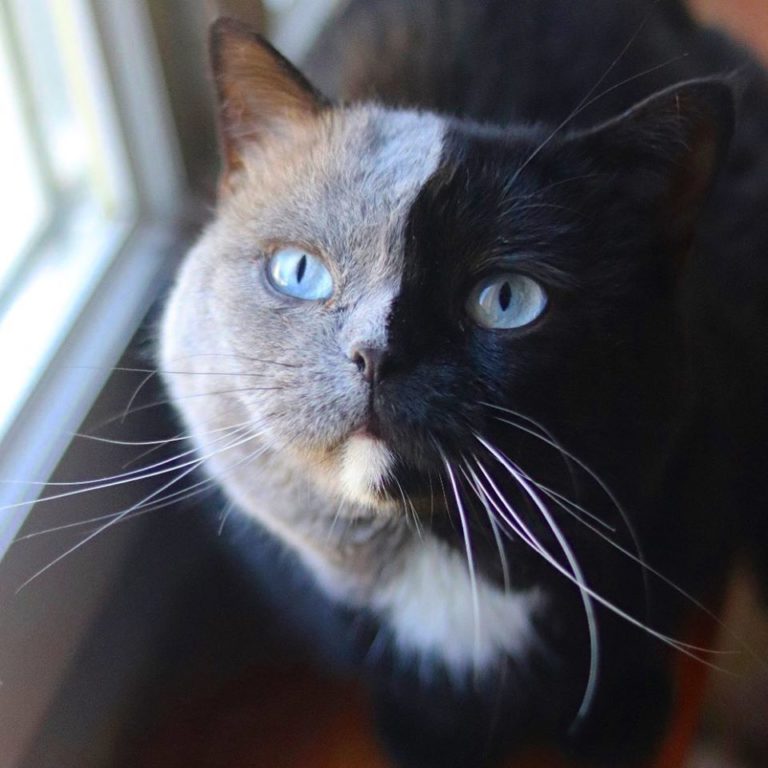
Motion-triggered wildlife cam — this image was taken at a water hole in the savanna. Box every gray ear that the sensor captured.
[209,18,330,185]
[576,78,735,245]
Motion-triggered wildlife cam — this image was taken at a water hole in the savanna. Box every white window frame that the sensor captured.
[0,0,186,557]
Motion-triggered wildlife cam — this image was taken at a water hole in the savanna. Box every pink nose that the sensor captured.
[349,345,385,384]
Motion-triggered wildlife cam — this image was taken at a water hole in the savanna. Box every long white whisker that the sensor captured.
[11,422,256,489]
[469,437,599,722]
[17,433,271,540]
[507,1,668,187]
[0,424,255,513]
[17,480,219,538]
[483,405,621,505]
[528,478,615,532]
[506,463,599,725]
[460,460,511,596]
[16,462,203,592]
[218,501,235,536]
[439,451,482,670]
[390,473,421,539]
[121,369,157,423]
[90,386,290,432]
[110,432,270,522]
[4,408,274,518]
[15,427,265,590]
[71,432,194,448]
[116,363,274,424]
[472,444,730,663]
[485,405,647,601]
[159,351,301,369]
[484,406,753,659]
[518,466,761,669]
[94,439,268,538]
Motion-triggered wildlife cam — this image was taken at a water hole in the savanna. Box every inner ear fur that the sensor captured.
[210,17,330,187]
[575,78,736,247]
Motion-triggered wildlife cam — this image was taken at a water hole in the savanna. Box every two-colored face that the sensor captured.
[161,21,732,521]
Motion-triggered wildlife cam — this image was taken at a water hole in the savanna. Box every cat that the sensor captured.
[159,1,768,766]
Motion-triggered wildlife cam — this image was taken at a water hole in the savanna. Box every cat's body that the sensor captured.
[160,1,768,766]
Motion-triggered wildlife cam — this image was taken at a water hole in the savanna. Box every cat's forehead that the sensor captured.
[226,106,447,263]
[335,106,446,198]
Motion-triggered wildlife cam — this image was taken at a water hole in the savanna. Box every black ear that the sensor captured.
[209,18,330,187]
[574,79,735,247]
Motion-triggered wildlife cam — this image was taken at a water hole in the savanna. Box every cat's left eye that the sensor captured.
[266,247,334,301]
[467,274,547,330]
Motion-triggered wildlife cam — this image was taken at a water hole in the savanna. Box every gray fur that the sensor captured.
[162,106,440,584]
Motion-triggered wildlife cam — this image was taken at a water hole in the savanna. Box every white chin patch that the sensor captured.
[339,435,395,505]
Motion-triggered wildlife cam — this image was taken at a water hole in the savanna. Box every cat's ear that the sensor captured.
[209,18,330,188]
[576,78,735,247]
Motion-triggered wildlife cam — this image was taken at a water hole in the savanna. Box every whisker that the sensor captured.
[467,433,600,722]
[17,476,221,539]
[16,430,272,540]
[0,423,258,512]
[218,501,235,536]
[164,352,301,369]
[484,406,767,669]
[2,423,250,491]
[494,450,599,726]
[90,385,292,432]
[506,0,666,188]
[516,468,616,533]
[472,443,732,662]
[517,465,768,673]
[16,460,204,593]
[97,365,271,377]
[392,474,422,541]
[72,432,193,448]
[460,459,511,596]
[116,416,264,471]
[121,369,157,424]
[438,449,482,670]
[15,427,266,590]
[484,404,647,599]
[117,358,285,422]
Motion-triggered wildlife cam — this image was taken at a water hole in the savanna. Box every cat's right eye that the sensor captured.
[266,247,334,301]
[466,273,547,330]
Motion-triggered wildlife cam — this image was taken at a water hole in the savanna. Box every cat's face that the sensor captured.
[161,20,732,546]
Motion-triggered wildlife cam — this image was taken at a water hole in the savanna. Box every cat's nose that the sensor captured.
[349,345,385,384]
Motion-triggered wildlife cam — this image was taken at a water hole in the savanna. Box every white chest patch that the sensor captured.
[372,534,541,675]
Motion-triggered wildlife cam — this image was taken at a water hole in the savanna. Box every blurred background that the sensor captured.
[0,1,765,767]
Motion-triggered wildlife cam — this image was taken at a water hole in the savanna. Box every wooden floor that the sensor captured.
[133,610,716,768]
[132,660,686,768]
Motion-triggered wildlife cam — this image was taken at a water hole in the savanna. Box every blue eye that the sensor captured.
[467,274,547,329]
[266,247,333,301]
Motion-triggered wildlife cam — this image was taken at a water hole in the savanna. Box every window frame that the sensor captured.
[0,0,186,556]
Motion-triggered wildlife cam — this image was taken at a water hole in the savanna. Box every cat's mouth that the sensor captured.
[334,426,437,512]
[322,404,444,510]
